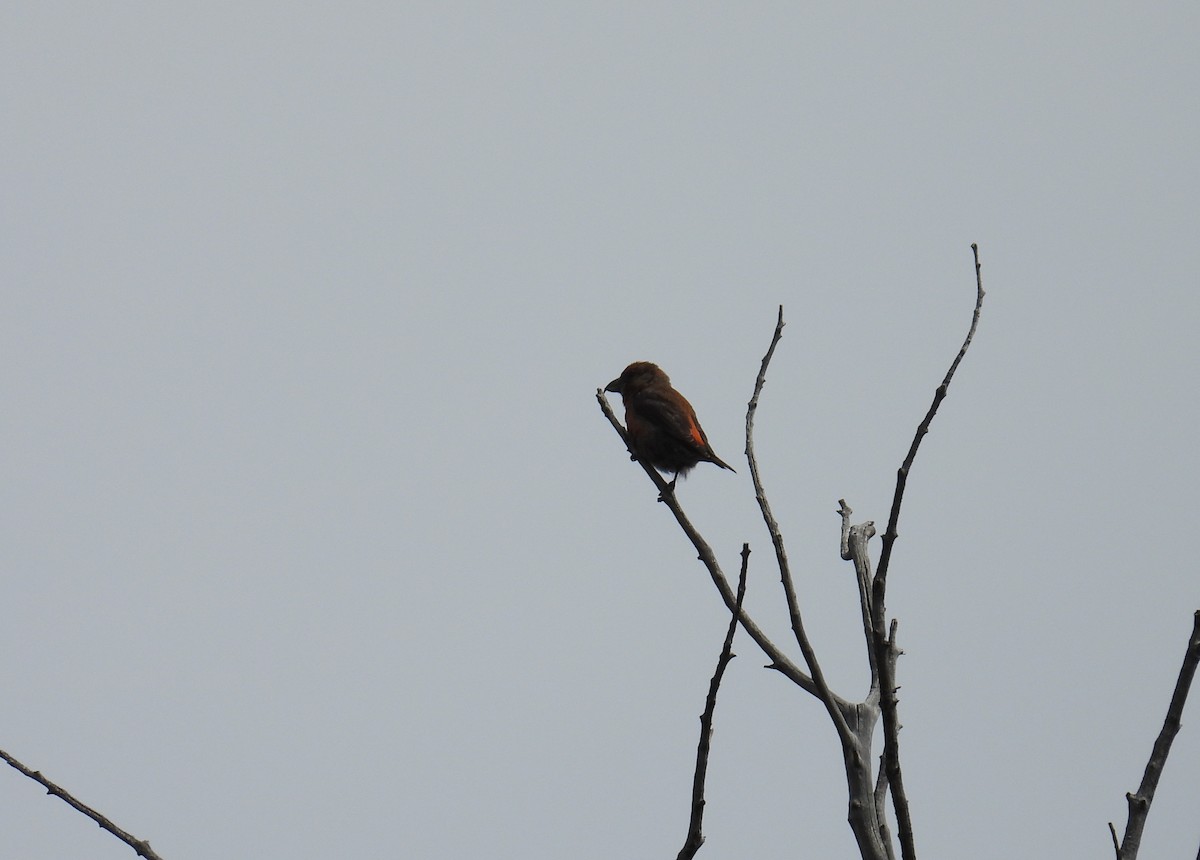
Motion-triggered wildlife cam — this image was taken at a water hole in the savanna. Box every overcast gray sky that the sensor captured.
[3,4,1198,859]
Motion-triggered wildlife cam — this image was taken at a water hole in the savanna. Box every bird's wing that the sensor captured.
[633,389,710,450]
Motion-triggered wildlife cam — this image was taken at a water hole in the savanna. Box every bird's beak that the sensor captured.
[605,378,622,393]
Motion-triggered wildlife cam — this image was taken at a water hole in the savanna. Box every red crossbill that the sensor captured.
[605,361,736,479]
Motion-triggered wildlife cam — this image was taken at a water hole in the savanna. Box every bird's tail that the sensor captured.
[708,453,736,473]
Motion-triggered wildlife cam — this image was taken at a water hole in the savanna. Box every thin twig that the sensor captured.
[1109,609,1200,860]
[678,544,750,860]
[745,306,855,747]
[0,748,164,860]
[873,243,985,603]
[872,244,987,860]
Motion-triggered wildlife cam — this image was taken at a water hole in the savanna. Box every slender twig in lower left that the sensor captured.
[0,748,164,860]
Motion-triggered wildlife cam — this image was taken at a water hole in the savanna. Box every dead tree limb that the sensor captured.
[677,545,750,860]
[1109,609,1200,860]
[747,306,855,748]
[0,748,164,860]
[870,243,986,860]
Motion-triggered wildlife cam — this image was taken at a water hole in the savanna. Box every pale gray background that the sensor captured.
[3,4,1198,858]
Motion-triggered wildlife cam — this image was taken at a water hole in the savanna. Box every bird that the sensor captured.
[605,361,736,482]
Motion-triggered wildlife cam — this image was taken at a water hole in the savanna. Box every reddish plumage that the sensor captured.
[605,361,736,478]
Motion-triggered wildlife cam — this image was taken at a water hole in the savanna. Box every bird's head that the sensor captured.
[605,361,668,397]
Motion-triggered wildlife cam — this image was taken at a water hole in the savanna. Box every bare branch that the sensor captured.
[838,499,856,562]
[0,748,164,860]
[1110,609,1200,860]
[874,617,912,860]
[873,756,897,860]
[597,389,830,700]
[839,500,879,688]
[870,244,986,860]
[744,306,855,746]
[874,243,985,602]
[678,544,750,860]
[873,585,908,856]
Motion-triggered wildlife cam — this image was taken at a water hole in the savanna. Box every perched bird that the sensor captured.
[605,361,736,480]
